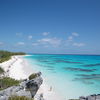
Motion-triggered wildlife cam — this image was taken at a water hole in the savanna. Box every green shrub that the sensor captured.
[0,77,20,90]
[29,73,37,80]
[0,67,4,74]
[8,96,33,100]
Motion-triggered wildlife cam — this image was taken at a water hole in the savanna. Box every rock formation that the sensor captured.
[0,72,43,100]
[79,94,100,100]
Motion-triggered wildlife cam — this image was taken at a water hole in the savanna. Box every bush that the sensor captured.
[0,77,20,90]
[0,67,4,74]
[8,96,34,100]
[29,73,37,80]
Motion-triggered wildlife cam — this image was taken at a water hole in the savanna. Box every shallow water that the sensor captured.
[25,54,100,100]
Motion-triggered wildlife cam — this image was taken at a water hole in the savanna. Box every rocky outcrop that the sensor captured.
[79,94,100,100]
[26,74,43,98]
[0,72,43,100]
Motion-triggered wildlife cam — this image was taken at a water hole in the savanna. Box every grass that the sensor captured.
[0,77,20,90]
[28,73,37,80]
[8,96,34,100]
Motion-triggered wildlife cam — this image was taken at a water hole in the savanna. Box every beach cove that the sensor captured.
[0,54,100,100]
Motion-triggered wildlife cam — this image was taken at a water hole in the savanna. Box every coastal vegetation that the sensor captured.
[0,77,20,90]
[0,50,25,91]
[29,73,37,80]
[8,96,34,100]
[0,50,25,63]
[0,67,4,74]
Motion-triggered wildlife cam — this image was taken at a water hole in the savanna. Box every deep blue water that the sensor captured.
[25,54,100,99]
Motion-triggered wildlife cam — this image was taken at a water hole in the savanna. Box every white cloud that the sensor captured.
[32,43,38,46]
[43,32,50,36]
[67,36,73,41]
[73,42,85,47]
[64,32,86,48]
[38,37,61,47]
[28,35,33,40]
[17,42,25,45]
[66,32,79,45]
[72,32,79,37]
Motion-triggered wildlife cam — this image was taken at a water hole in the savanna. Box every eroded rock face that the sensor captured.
[0,72,43,100]
[26,73,43,98]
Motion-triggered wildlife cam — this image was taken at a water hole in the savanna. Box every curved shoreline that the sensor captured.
[0,56,33,80]
[0,55,64,100]
[24,56,64,100]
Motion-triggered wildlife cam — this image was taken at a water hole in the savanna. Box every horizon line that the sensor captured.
[27,53,100,56]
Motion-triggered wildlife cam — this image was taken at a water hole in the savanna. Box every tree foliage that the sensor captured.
[0,50,26,63]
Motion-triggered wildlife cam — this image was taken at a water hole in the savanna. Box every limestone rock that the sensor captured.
[26,75,43,98]
[0,72,43,100]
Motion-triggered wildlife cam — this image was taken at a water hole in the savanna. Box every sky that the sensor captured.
[0,0,100,54]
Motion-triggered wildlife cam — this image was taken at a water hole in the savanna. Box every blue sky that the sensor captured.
[0,0,100,54]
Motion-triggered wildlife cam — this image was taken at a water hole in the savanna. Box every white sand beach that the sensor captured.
[0,56,63,100]
[0,56,33,80]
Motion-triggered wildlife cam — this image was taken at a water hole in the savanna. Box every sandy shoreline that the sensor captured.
[0,56,33,80]
[0,55,64,100]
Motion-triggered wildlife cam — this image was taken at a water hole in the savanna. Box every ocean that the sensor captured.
[24,54,100,100]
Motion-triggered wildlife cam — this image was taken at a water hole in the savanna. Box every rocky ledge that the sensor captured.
[79,94,100,100]
[0,72,44,100]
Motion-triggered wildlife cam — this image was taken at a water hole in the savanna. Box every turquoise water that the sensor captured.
[25,54,100,100]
